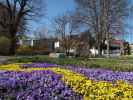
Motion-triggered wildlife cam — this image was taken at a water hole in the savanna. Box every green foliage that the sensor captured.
[0,36,11,55]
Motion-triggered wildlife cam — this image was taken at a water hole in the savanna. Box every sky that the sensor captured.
[29,0,75,36]
[47,0,75,18]
[29,0,133,43]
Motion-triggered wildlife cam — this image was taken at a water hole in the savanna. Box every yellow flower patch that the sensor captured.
[27,67,133,99]
[0,64,21,71]
[47,68,133,99]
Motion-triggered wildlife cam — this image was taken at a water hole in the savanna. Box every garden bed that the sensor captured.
[0,63,133,99]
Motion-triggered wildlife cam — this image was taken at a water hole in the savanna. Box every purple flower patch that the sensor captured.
[0,70,82,100]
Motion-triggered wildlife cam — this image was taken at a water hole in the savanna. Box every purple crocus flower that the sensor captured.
[22,63,57,68]
[0,70,82,100]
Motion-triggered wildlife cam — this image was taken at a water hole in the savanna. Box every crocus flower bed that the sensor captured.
[1,63,133,99]
[22,63,57,68]
[0,70,81,100]
[64,66,133,83]
[22,63,133,83]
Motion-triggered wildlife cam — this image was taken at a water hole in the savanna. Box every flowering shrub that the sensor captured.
[0,63,133,99]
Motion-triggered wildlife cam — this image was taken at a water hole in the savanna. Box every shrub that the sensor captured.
[0,36,11,55]
[16,45,51,55]
[16,45,34,55]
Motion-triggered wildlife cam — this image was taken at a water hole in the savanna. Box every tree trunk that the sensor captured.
[120,42,124,55]
[9,28,17,55]
[9,37,16,55]
[66,49,70,57]
[106,31,110,58]
[98,43,102,56]
[106,39,110,58]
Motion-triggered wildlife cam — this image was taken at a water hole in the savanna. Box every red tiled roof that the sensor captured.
[111,40,123,46]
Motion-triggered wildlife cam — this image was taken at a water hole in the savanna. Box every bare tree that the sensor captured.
[101,0,128,57]
[53,12,79,56]
[74,0,129,57]
[0,0,46,55]
[74,0,103,56]
[34,27,48,40]
[75,30,95,57]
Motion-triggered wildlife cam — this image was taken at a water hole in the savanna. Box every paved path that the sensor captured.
[0,56,9,64]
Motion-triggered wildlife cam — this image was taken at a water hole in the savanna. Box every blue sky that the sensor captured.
[30,0,75,34]
[47,0,75,18]
[29,0,133,43]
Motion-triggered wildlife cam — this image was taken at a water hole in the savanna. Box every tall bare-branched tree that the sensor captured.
[74,0,129,57]
[53,12,79,56]
[0,0,46,55]
[100,0,128,57]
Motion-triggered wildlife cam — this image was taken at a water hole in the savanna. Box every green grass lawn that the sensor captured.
[8,55,133,71]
